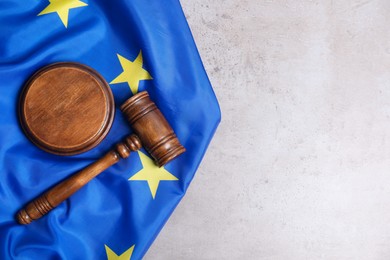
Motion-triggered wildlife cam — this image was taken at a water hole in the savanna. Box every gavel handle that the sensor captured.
[16,135,141,225]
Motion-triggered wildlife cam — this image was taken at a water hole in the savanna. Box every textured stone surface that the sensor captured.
[145,1,390,259]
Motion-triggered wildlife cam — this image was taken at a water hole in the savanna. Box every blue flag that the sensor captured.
[0,0,220,259]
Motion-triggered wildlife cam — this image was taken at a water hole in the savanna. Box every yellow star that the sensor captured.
[105,244,135,260]
[110,51,153,94]
[38,0,88,28]
[129,151,178,199]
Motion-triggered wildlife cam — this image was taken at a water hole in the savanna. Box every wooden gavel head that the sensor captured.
[120,91,185,166]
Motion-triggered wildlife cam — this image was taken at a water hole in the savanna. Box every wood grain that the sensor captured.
[19,62,115,155]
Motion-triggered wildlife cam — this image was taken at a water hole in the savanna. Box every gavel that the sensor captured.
[17,91,185,224]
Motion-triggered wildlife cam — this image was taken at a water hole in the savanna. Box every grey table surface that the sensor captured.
[145,1,390,259]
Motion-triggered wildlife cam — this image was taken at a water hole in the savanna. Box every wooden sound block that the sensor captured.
[19,62,115,156]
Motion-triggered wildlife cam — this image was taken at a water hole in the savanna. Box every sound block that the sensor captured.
[19,62,115,156]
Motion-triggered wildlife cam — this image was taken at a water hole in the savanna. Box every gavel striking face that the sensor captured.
[16,63,185,224]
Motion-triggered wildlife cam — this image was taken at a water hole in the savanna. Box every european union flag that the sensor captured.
[0,0,220,259]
